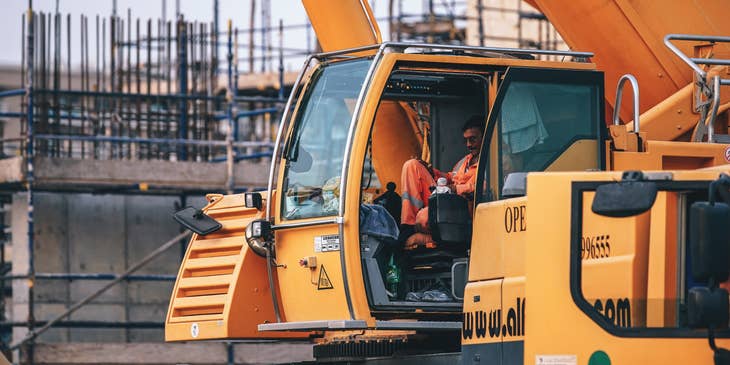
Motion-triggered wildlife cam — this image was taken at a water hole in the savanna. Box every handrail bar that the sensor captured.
[664,34,730,79]
[312,41,593,61]
[708,76,722,143]
[613,74,641,135]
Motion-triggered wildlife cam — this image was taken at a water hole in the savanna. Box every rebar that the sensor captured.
[9,12,279,163]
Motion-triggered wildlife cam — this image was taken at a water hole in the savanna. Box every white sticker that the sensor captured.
[314,234,340,252]
[724,146,730,163]
[190,322,199,338]
[535,355,577,365]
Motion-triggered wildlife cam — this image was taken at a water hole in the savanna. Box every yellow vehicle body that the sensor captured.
[463,168,730,363]
[166,1,730,364]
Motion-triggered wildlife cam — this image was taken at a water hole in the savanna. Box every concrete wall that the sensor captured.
[11,192,206,343]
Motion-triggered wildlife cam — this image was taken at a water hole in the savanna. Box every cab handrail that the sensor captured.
[311,41,593,62]
[613,74,641,134]
[664,34,730,85]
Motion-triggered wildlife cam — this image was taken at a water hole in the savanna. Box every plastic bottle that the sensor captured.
[432,177,451,195]
[385,254,401,298]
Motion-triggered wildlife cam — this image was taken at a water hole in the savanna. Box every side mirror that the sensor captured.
[690,201,730,282]
[686,173,730,336]
[245,219,274,258]
[245,192,263,210]
[688,287,729,329]
[173,207,222,236]
[592,180,657,217]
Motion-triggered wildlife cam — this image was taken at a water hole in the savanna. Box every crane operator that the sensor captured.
[399,115,484,245]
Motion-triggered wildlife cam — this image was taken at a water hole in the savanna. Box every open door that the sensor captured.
[302,0,381,53]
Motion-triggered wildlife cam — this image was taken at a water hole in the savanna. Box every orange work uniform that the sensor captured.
[400,154,478,226]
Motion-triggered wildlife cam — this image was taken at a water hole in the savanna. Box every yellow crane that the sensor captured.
[166,1,730,363]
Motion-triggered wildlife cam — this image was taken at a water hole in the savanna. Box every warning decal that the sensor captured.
[318,265,334,290]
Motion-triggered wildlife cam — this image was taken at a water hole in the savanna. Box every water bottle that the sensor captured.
[433,177,451,195]
[385,254,401,298]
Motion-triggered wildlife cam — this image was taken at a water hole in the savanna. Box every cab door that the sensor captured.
[464,66,605,364]
[269,58,373,325]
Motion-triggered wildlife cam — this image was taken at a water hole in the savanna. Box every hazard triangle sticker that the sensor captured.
[317,265,334,290]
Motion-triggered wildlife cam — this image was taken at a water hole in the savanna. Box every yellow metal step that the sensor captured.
[168,313,226,323]
[183,255,238,277]
[178,274,233,289]
[189,237,243,258]
[177,275,232,298]
[174,294,227,308]
[185,255,238,270]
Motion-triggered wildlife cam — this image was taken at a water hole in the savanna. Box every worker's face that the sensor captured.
[463,127,483,157]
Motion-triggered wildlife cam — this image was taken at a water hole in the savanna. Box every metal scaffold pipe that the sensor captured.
[9,231,191,351]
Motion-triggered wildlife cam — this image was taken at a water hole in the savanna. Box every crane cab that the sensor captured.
[256,43,606,330]
[164,40,608,345]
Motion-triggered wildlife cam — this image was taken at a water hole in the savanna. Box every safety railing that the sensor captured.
[664,34,730,143]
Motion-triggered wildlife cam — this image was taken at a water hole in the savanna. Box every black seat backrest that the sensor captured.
[427,194,472,247]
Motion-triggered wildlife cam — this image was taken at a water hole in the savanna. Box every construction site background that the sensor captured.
[0,1,562,363]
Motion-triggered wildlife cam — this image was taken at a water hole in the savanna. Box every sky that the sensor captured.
[0,0,434,70]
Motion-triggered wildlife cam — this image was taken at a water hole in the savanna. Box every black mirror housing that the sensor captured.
[173,207,222,236]
[591,181,658,217]
[688,287,729,329]
[690,201,730,283]
[245,192,263,210]
[245,219,274,258]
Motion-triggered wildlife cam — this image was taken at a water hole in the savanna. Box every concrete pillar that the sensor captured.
[10,193,29,357]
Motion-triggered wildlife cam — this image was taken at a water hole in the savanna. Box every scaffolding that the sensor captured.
[0,4,292,364]
[0,1,566,363]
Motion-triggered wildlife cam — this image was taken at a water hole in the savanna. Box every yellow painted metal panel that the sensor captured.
[613,140,730,171]
[462,279,502,346]
[370,101,423,195]
[544,139,598,172]
[174,294,228,308]
[646,192,678,327]
[581,191,650,328]
[501,276,526,341]
[183,256,238,271]
[273,224,351,321]
[302,0,381,53]
[178,274,233,289]
[166,193,307,341]
[524,171,730,364]
[470,197,527,281]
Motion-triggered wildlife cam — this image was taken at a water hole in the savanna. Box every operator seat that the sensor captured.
[427,193,472,248]
[406,193,471,273]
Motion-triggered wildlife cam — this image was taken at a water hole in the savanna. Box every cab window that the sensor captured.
[477,68,604,203]
[281,59,372,220]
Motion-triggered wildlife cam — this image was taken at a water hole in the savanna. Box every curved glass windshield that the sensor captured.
[281,59,372,220]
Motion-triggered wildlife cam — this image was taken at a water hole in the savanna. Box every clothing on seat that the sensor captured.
[359,204,400,241]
